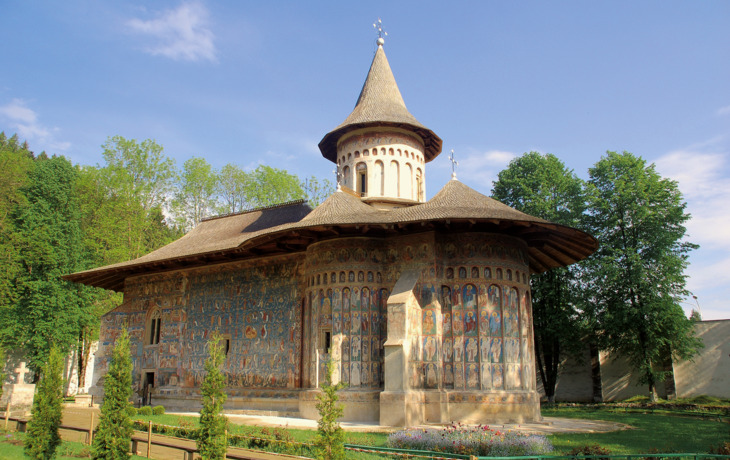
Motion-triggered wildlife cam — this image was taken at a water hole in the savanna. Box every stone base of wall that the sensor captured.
[381,390,540,426]
[153,389,301,415]
[299,389,380,422]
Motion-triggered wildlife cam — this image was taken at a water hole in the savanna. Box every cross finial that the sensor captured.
[14,362,30,384]
[449,149,458,180]
[373,18,387,46]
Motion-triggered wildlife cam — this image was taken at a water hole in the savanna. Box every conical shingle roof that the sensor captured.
[319,44,442,163]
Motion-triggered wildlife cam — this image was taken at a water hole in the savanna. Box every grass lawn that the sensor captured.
[543,406,729,455]
[133,408,729,457]
[0,431,146,460]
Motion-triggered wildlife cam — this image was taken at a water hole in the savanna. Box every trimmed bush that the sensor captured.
[568,444,611,460]
[138,406,153,416]
[313,358,346,460]
[25,346,65,459]
[197,332,228,460]
[92,329,134,460]
[152,405,165,415]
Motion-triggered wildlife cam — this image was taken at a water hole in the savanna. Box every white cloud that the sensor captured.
[654,145,730,250]
[456,149,518,184]
[127,2,217,63]
[654,139,730,320]
[0,98,69,152]
[717,105,730,116]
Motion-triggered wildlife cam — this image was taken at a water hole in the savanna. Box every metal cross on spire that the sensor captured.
[373,18,388,46]
[449,149,459,180]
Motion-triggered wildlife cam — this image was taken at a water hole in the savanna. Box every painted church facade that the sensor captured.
[67,41,596,426]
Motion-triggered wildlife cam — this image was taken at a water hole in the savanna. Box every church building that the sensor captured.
[66,38,597,426]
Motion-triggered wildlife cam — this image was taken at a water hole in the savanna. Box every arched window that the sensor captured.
[342,165,350,188]
[147,309,162,345]
[405,163,413,199]
[390,160,400,197]
[375,160,384,196]
[356,162,367,195]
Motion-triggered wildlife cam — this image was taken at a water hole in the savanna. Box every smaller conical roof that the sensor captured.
[319,44,442,163]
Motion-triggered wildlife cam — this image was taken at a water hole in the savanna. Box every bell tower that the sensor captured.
[319,36,442,208]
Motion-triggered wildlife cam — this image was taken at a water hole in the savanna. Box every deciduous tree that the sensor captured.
[8,155,90,374]
[171,157,217,231]
[216,163,250,214]
[245,165,305,207]
[98,136,177,259]
[583,151,701,399]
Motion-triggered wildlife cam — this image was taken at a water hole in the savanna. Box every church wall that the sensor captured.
[91,254,306,408]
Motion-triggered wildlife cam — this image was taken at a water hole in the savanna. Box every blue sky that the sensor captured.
[1,1,728,320]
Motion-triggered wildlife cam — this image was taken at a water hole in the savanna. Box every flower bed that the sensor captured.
[388,423,554,457]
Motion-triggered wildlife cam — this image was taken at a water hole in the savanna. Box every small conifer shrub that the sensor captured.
[197,332,229,460]
[25,346,64,459]
[92,328,134,460]
[138,406,153,416]
[152,405,165,415]
[313,358,346,460]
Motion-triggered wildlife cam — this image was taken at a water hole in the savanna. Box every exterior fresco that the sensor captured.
[92,257,303,401]
[91,231,539,423]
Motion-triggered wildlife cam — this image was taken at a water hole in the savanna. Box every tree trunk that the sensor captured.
[589,342,603,402]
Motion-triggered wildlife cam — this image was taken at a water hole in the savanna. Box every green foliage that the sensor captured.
[583,151,702,396]
[152,405,165,415]
[313,359,346,460]
[0,346,5,402]
[0,133,33,311]
[92,328,133,460]
[95,136,178,260]
[301,175,334,207]
[245,165,306,208]
[138,406,152,416]
[567,444,612,459]
[216,163,250,214]
[492,152,588,401]
[171,157,217,231]
[197,332,228,460]
[25,346,65,459]
[5,155,91,372]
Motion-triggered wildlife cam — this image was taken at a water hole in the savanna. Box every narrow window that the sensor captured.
[148,309,162,345]
[356,162,367,195]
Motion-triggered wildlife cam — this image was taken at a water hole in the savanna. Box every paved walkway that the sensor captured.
[171,411,628,435]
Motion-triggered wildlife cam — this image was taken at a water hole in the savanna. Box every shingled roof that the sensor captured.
[318,44,442,163]
[65,180,597,292]
[64,200,312,292]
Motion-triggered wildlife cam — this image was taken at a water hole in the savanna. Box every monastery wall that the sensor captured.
[91,255,305,409]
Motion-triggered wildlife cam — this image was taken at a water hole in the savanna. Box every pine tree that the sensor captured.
[313,358,346,460]
[25,346,64,459]
[92,328,133,460]
[197,332,228,460]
